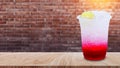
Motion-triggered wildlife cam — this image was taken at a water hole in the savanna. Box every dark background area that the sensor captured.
[0,0,119,52]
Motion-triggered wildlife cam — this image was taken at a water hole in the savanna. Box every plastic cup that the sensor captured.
[77,11,112,60]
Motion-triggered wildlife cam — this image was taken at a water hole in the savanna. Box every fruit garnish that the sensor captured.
[81,11,95,19]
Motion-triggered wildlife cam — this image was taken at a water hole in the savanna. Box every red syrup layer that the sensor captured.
[82,43,107,60]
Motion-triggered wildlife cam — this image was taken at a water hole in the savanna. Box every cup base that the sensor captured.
[82,44,107,61]
[84,54,106,61]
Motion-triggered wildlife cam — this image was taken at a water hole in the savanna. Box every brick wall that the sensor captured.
[0,0,119,52]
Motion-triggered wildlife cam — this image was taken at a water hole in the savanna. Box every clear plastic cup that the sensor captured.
[77,11,112,60]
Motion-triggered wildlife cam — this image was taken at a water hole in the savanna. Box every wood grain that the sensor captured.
[0,52,119,66]
[0,66,119,68]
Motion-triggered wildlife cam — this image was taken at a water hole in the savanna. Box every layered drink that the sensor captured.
[77,11,112,60]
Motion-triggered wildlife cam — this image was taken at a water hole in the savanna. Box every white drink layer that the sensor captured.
[77,11,112,45]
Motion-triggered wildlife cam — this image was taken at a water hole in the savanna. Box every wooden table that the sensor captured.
[0,52,119,66]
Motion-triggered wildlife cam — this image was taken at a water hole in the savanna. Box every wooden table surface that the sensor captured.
[0,52,119,66]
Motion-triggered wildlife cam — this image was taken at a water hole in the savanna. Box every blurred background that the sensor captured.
[0,0,119,52]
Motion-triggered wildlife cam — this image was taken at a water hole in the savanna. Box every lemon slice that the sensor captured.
[81,11,95,19]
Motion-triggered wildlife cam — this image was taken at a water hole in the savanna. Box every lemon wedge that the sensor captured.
[81,11,95,19]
